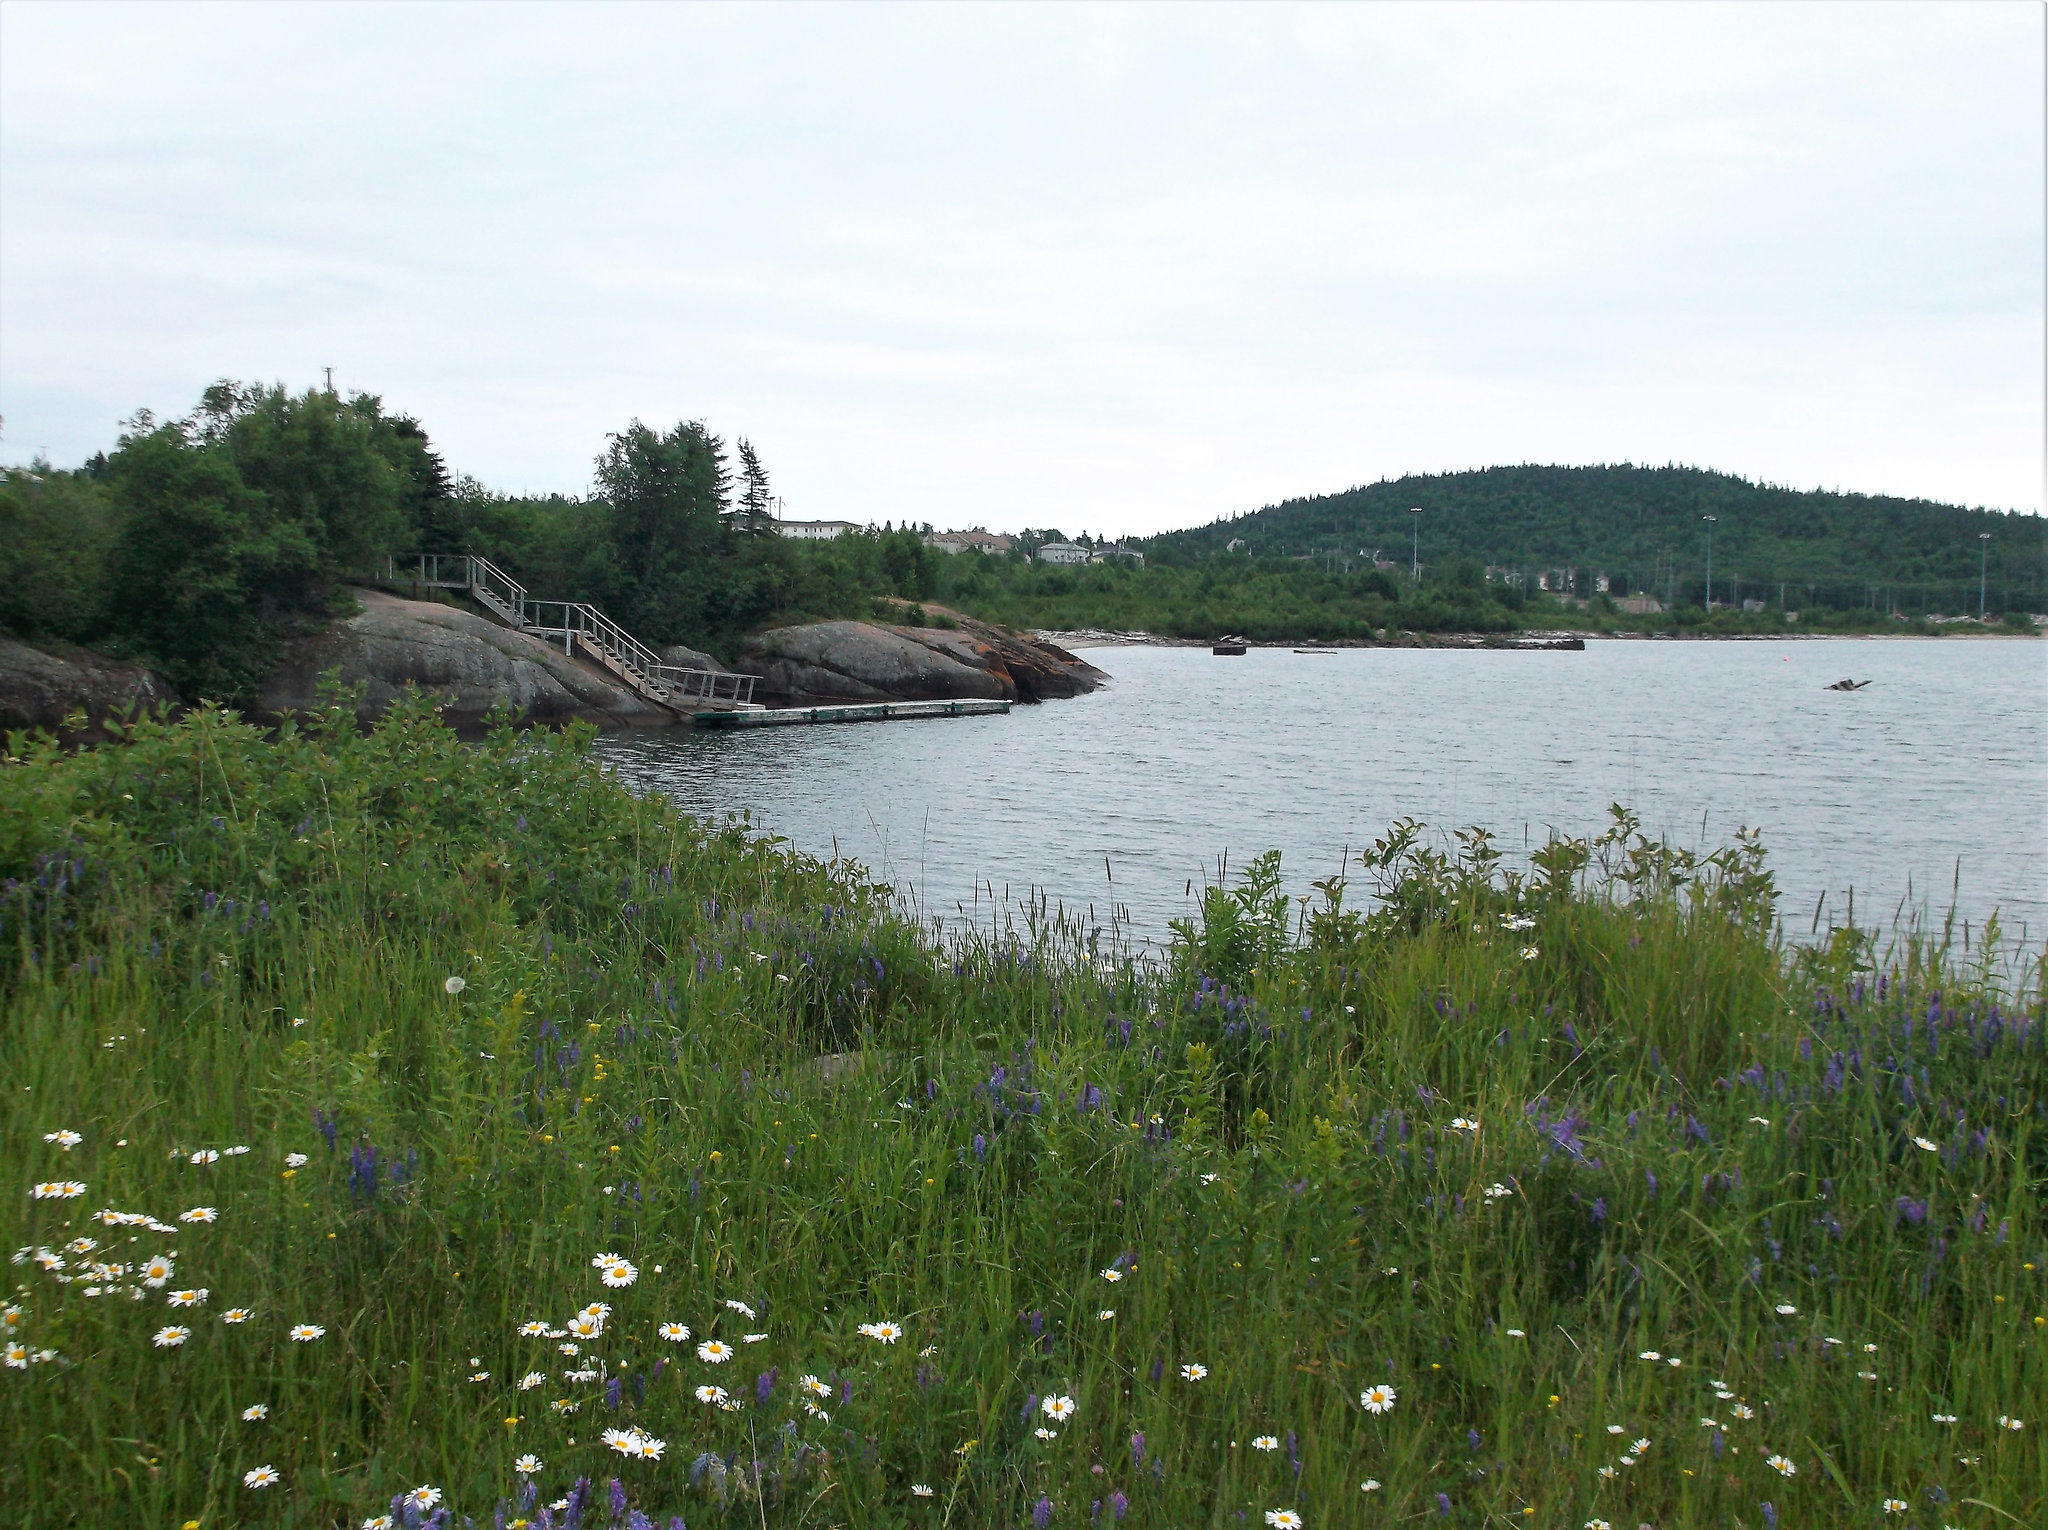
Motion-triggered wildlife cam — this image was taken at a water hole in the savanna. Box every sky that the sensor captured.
[1,2,2041,536]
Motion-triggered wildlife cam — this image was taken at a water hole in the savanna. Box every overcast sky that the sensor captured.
[2,2,2040,535]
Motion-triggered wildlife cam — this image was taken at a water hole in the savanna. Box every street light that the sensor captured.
[1410,507,1422,582]
[1979,532,1991,619]
[1702,515,1717,609]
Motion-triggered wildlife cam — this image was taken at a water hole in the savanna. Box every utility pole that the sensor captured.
[323,366,334,395]
[1702,515,1717,609]
[1978,533,1991,618]
[1409,507,1422,582]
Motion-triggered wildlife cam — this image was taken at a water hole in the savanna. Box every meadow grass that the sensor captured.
[2,699,2041,1530]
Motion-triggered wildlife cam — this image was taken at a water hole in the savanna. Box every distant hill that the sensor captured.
[1144,465,2043,612]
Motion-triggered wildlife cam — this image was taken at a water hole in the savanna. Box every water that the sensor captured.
[594,638,2048,952]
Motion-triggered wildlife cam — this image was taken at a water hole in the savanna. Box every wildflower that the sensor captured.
[510,1370,542,1391]
[1505,1328,1525,1338]
[600,1260,638,1289]
[141,1257,173,1287]
[285,1153,309,1168]
[222,1308,251,1324]
[1361,1480,1381,1492]
[1200,1173,1220,1184]
[1883,1501,1907,1515]
[153,1326,190,1347]
[66,1237,97,1255]
[1667,1356,1684,1367]
[1265,1512,1303,1529]
[602,1427,636,1453]
[1449,1117,1478,1131]
[911,1484,935,1497]
[514,1454,542,1474]
[578,1302,612,1323]
[1732,1403,1755,1420]
[1099,1310,1115,1321]
[469,1371,489,1382]
[550,1399,577,1414]
[743,1332,767,1343]
[365,1519,393,1530]
[1749,1117,1770,1127]
[863,1320,903,1343]
[242,1403,269,1421]
[1035,1427,1058,1440]
[1638,1350,1661,1361]
[698,1339,734,1363]
[178,1208,217,1224]
[1520,946,1539,961]
[800,1374,831,1397]
[1700,1417,1720,1428]
[444,976,466,994]
[405,1486,443,1511]
[567,1317,604,1340]
[31,1182,87,1200]
[243,1465,280,1488]
[1586,1522,1611,1530]
[723,1299,756,1318]
[1597,1465,1617,1479]
[804,1401,830,1421]
[44,1131,82,1150]
[695,1384,728,1404]
[1484,1183,1513,1200]
[1252,1435,1279,1451]
[1859,1371,1878,1381]
[659,1322,690,1342]
[167,1289,207,1308]
[4,1344,27,1369]
[1101,1268,1123,1282]
[1630,1438,1651,1456]
[1774,1304,1797,1316]
[1998,1416,2024,1430]
[520,1321,549,1337]
[1359,1383,1396,1414]
[190,1150,220,1165]
[1913,1136,1939,1152]
[558,1342,580,1356]
[1863,1343,1878,1352]
[289,1324,324,1342]
[1606,1425,1624,1435]
[1043,1395,1077,1421]
[1766,1454,1796,1476]
[636,1434,665,1459]
[1182,1363,1208,1381]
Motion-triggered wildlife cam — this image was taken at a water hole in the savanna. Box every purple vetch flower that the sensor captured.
[1149,1357,1164,1382]
[1287,1429,1299,1477]
[1590,1197,1607,1225]
[1109,1491,1128,1520]
[606,1376,622,1409]
[757,1368,777,1403]
[973,1133,988,1162]
[610,1478,627,1518]
[1467,1428,1481,1452]
[1760,1503,1778,1530]
[1131,1431,1147,1467]
[1034,1499,1054,1530]
[1436,1491,1452,1516]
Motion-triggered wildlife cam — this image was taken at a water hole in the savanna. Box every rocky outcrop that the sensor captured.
[734,611,1108,706]
[657,643,731,674]
[256,589,678,732]
[0,639,180,736]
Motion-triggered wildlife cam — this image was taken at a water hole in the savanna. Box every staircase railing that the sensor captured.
[380,554,757,710]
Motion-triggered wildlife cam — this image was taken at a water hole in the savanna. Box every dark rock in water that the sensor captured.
[735,614,1107,706]
[0,638,180,736]
[258,589,677,732]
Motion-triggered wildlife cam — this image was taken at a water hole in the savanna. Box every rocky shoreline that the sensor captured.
[1,592,1109,736]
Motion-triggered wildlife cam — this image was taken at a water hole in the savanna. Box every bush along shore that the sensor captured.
[3,704,2043,1530]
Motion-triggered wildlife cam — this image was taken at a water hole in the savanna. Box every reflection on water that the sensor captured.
[594,638,2048,952]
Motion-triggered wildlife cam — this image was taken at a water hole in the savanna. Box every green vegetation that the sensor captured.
[6,391,2040,704]
[4,706,2042,1527]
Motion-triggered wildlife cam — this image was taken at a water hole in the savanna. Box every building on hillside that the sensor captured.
[924,528,1016,555]
[1226,537,1248,554]
[1091,544,1144,566]
[775,519,863,541]
[1035,541,1092,565]
[1616,593,1663,615]
[1742,598,1768,613]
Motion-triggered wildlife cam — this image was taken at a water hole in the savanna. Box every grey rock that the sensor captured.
[0,638,180,736]
[256,588,678,731]
[736,620,1013,705]
[657,643,731,674]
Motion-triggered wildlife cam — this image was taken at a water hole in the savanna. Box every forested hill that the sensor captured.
[1146,464,2043,611]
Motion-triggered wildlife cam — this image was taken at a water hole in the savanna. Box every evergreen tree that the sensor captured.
[733,437,773,536]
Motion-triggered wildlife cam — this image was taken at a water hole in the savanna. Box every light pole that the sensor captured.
[1979,532,1991,619]
[1702,515,1717,609]
[1410,507,1422,582]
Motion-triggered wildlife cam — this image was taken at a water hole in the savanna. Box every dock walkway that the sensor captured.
[695,698,1012,728]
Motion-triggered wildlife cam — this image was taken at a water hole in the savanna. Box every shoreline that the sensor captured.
[1040,626,2043,649]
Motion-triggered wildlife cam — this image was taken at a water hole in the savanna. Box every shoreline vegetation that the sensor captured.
[4,384,2040,730]
[4,700,2041,1527]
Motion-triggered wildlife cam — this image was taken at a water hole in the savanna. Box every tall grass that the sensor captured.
[2,700,2041,1529]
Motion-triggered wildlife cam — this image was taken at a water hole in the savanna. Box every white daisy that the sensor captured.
[242,1404,269,1421]
[1359,1383,1396,1414]
[697,1339,734,1363]
[289,1324,324,1342]
[1042,1395,1076,1421]
[659,1322,690,1342]
[243,1465,280,1488]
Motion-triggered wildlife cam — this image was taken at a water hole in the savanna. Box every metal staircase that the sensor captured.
[386,554,761,715]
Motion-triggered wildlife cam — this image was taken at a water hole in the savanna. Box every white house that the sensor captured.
[1035,541,1092,565]
[775,520,863,541]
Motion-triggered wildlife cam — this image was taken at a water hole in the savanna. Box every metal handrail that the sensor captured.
[380,554,756,709]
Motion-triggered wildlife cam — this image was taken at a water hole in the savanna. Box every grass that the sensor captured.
[2,698,2042,1529]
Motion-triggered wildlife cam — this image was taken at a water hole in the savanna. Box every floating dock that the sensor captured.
[693,698,1013,728]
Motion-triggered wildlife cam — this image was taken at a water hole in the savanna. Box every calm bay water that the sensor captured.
[593,638,2048,952]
